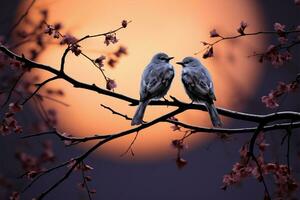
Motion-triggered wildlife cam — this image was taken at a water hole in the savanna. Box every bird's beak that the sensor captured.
[166,56,174,61]
[176,62,184,66]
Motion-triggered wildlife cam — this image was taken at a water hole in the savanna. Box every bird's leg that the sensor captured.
[163,96,169,107]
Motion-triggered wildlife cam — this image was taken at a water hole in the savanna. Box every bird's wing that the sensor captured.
[200,67,216,100]
[140,64,174,101]
[182,68,216,101]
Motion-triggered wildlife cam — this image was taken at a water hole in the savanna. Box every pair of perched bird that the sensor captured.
[131,53,222,127]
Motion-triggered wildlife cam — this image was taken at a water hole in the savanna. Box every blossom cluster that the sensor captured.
[261,79,299,108]
[0,103,23,135]
[68,160,97,195]
[222,133,298,199]
[16,140,55,179]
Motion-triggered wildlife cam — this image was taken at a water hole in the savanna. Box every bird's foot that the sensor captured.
[163,96,169,102]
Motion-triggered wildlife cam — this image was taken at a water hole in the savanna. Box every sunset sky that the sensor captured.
[19,0,265,160]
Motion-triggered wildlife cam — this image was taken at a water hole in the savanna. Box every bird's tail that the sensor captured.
[206,103,222,127]
[131,101,149,126]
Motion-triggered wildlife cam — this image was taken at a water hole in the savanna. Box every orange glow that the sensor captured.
[18,0,265,161]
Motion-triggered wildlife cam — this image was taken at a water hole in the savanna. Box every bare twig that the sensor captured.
[120,132,139,157]
[21,159,72,193]
[80,161,93,200]
[195,29,300,55]
[21,76,60,105]
[251,154,271,200]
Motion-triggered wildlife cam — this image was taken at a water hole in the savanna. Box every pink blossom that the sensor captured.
[261,93,279,108]
[237,21,248,35]
[263,163,277,174]
[176,157,188,169]
[8,103,23,113]
[14,126,23,134]
[61,132,73,146]
[95,55,106,68]
[277,81,289,93]
[81,163,94,171]
[44,25,55,35]
[70,44,81,56]
[203,47,214,59]
[44,24,61,39]
[274,22,286,33]
[104,33,118,46]
[121,20,128,28]
[262,80,298,108]
[239,144,248,158]
[68,160,94,171]
[106,79,117,91]
[53,31,60,39]
[287,82,298,92]
[9,191,20,200]
[263,46,292,66]
[107,58,117,68]
[114,46,128,57]
[209,29,219,37]
[60,34,77,45]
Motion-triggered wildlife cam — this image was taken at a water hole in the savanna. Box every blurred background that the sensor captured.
[0,0,300,199]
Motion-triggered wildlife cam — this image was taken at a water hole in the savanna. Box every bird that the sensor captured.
[177,57,222,127]
[131,53,175,126]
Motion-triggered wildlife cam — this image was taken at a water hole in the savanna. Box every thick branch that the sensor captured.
[36,108,184,199]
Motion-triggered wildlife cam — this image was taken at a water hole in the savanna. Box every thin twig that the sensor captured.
[120,132,139,157]
[80,52,108,81]
[21,76,60,105]
[81,161,92,200]
[195,29,300,55]
[36,108,184,199]
[21,159,72,193]
[251,154,271,200]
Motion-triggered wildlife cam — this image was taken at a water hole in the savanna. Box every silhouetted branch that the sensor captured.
[195,28,300,55]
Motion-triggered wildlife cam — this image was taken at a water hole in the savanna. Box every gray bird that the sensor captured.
[177,57,222,127]
[131,53,175,126]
